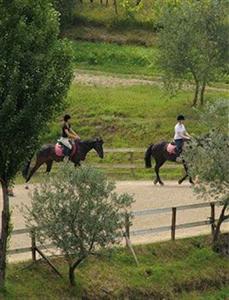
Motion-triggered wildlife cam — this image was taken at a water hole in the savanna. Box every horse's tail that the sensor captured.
[145,144,153,168]
[22,155,33,179]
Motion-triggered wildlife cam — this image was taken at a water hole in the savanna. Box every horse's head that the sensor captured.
[93,137,104,159]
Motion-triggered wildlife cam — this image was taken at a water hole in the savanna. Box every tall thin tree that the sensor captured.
[0,0,73,288]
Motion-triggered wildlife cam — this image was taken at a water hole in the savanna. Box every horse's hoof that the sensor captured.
[154,180,158,185]
[178,180,182,185]
[159,182,164,186]
[7,189,15,197]
[25,185,29,190]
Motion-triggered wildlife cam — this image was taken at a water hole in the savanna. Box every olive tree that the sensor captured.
[23,165,134,286]
[184,100,229,245]
[157,0,228,106]
[0,0,73,288]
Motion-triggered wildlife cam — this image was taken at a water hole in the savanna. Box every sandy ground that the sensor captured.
[74,71,229,92]
[1,181,228,262]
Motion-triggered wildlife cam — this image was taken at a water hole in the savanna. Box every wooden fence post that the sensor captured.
[31,229,36,262]
[171,207,177,241]
[210,203,215,236]
[125,213,130,246]
[129,151,135,177]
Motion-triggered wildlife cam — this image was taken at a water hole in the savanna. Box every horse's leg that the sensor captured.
[178,160,193,184]
[45,160,53,174]
[26,160,44,183]
[185,160,194,184]
[154,159,166,185]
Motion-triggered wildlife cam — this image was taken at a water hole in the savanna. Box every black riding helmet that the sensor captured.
[64,114,71,122]
[177,115,185,121]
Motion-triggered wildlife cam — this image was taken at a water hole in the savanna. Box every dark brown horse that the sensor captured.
[23,138,104,182]
[145,141,193,185]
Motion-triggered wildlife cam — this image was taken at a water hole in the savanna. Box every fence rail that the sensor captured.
[9,200,228,259]
[90,148,179,174]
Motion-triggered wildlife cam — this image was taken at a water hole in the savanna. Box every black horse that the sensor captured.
[144,141,193,185]
[23,138,104,183]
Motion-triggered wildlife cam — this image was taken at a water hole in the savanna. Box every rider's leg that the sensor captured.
[59,137,72,156]
[175,139,183,156]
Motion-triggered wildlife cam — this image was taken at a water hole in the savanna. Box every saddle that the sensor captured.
[166,142,177,155]
[55,142,78,158]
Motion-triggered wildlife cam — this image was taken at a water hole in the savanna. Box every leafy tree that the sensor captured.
[157,0,228,106]
[24,165,134,286]
[184,100,229,245]
[53,0,77,28]
[0,0,73,288]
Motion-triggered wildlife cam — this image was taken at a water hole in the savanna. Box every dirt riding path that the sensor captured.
[3,181,228,262]
[74,70,229,92]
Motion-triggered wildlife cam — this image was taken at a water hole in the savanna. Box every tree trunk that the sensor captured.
[113,0,118,14]
[0,179,10,289]
[136,0,142,5]
[192,80,199,106]
[200,81,206,106]
[213,203,228,244]
[106,0,109,7]
[69,256,85,286]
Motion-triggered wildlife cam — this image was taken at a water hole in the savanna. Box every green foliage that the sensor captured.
[184,100,228,243]
[184,100,229,203]
[0,0,73,183]
[23,165,134,285]
[157,0,229,105]
[2,236,229,299]
[53,0,77,28]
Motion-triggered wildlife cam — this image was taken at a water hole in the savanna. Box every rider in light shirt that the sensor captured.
[174,115,191,155]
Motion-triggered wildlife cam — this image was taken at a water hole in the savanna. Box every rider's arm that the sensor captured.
[182,124,191,139]
[64,128,78,140]
[184,131,191,139]
[68,128,80,140]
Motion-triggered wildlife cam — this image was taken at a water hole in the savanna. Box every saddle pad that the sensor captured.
[167,143,176,155]
[55,143,64,157]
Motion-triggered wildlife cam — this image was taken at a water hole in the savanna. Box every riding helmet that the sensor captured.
[64,114,71,122]
[177,115,185,121]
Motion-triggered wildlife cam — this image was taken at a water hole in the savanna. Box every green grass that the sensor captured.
[71,40,229,84]
[44,83,228,147]
[62,0,161,47]
[15,82,225,183]
[72,40,159,76]
[73,0,160,28]
[180,286,229,300]
[1,236,229,299]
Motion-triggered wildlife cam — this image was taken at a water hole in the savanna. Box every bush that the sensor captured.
[23,165,134,285]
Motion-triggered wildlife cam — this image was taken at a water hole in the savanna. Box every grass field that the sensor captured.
[14,81,223,183]
[72,41,159,76]
[2,236,228,299]
[63,0,161,46]
[44,83,228,147]
[71,41,229,85]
